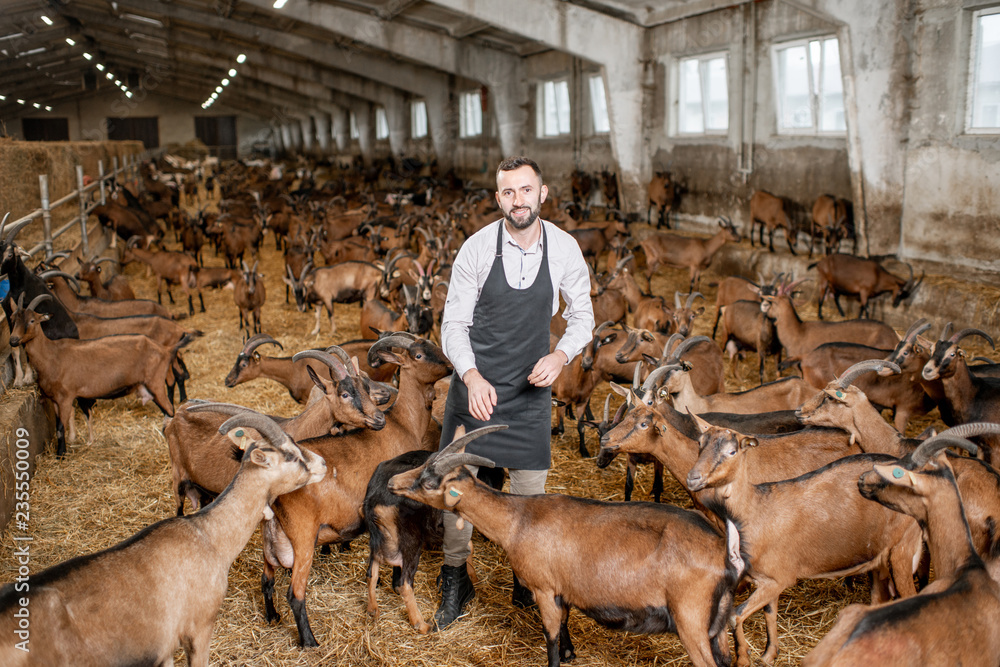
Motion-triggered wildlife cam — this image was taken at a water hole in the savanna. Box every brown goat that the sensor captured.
[121,238,202,315]
[809,194,850,257]
[389,425,740,667]
[809,253,923,319]
[234,260,266,336]
[748,190,797,254]
[639,217,740,292]
[77,258,135,301]
[0,410,326,667]
[685,414,922,667]
[41,270,172,319]
[647,172,676,229]
[806,430,1000,666]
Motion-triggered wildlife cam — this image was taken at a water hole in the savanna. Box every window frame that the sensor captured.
[459,90,483,139]
[535,77,572,139]
[410,100,428,139]
[966,6,1000,134]
[770,35,846,137]
[671,50,731,137]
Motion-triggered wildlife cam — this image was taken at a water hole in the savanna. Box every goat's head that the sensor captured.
[922,324,995,381]
[671,291,705,337]
[388,425,504,508]
[596,381,665,466]
[224,334,284,387]
[685,413,756,493]
[368,332,452,384]
[858,425,989,520]
[7,293,51,346]
[582,320,619,371]
[294,347,386,431]
[885,319,933,373]
[796,360,900,436]
[615,326,660,364]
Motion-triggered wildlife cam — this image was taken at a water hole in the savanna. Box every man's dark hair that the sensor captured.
[496,156,543,182]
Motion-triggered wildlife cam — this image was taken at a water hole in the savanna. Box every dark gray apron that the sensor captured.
[440,222,553,470]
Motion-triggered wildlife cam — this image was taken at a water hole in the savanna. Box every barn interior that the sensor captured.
[1,0,999,665]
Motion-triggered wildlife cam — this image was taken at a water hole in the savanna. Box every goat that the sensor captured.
[389,424,741,667]
[760,282,901,361]
[685,413,922,667]
[300,261,383,336]
[748,191,797,254]
[922,324,1000,462]
[121,237,202,315]
[718,300,782,384]
[166,347,385,515]
[77,257,135,301]
[809,194,848,257]
[40,270,172,319]
[363,446,480,634]
[711,276,761,339]
[796,365,1000,580]
[570,169,595,211]
[8,294,195,456]
[651,334,726,396]
[549,333,599,456]
[639,217,740,292]
[663,364,813,415]
[567,220,628,270]
[805,429,1000,666]
[89,201,162,247]
[809,253,923,319]
[359,286,433,340]
[0,409,326,667]
[259,333,451,647]
[647,171,676,228]
[234,260,266,336]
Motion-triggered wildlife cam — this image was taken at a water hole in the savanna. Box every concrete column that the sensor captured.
[604,62,646,212]
[271,122,285,154]
[280,125,293,155]
[426,85,456,171]
[356,104,375,166]
[384,94,409,158]
[467,49,526,159]
[313,113,331,154]
[289,121,303,152]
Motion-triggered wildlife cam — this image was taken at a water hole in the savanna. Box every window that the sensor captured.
[773,36,845,134]
[349,111,359,139]
[588,74,610,133]
[536,78,571,137]
[375,107,389,140]
[969,8,1000,131]
[676,53,729,134]
[459,90,483,138]
[411,100,428,138]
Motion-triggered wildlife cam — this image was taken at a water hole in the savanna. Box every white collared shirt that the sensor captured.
[441,219,595,380]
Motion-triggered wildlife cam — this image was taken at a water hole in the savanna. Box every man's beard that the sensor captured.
[504,204,539,230]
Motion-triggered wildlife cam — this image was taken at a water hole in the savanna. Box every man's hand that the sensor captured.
[528,351,568,388]
[463,368,497,421]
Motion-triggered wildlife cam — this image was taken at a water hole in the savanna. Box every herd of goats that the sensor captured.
[0,155,998,667]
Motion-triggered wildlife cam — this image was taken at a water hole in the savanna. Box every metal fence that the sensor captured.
[8,148,165,260]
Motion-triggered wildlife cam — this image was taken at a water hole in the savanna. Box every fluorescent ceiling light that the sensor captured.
[125,91,132,98]
[1,33,25,41]
[236,53,246,63]
[66,38,76,45]
[114,79,121,86]
[228,68,236,76]
[45,106,51,111]
[83,52,92,60]
[273,0,288,8]
[40,16,53,25]
[106,72,114,79]
[215,86,222,93]
[211,92,218,98]
[33,102,40,108]
[122,13,164,27]
[221,78,229,86]
[96,63,105,70]
[0,95,5,100]
[17,99,25,104]
[18,47,46,56]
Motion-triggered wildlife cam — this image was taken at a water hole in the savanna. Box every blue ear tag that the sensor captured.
[835,390,844,398]
[235,429,245,438]
[0,278,9,301]
[449,489,460,498]
[892,468,904,479]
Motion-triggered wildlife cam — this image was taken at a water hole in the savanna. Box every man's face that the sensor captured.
[496,165,548,230]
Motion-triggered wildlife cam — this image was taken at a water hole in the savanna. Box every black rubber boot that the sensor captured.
[434,564,475,630]
[512,572,535,610]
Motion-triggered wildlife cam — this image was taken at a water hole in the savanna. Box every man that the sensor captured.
[436,156,595,629]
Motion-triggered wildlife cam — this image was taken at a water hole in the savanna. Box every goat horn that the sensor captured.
[429,424,506,474]
[293,349,349,381]
[641,364,678,394]
[902,318,931,343]
[669,335,711,363]
[3,216,32,244]
[941,322,954,342]
[324,345,359,377]
[0,212,8,237]
[613,253,634,273]
[602,394,612,423]
[631,360,643,391]
[594,320,615,339]
[38,270,81,291]
[674,291,682,310]
[908,423,998,466]
[661,333,684,360]
[215,409,296,451]
[950,328,995,349]
[26,294,52,312]
[835,360,900,389]
[685,292,704,309]
[367,333,417,366]
[240,333,283,356]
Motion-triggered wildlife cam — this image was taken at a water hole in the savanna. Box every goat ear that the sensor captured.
[39,313,52,322]
[694,307,705,316]
[443,480,462,509]
[305,365,333,394]
[739,436,759,450]
[687,409,713,433]
[226,426,261,450]
[680,360,692,372]
[916,334,932,350]
[873,462,916,486]
[249,446,275,468]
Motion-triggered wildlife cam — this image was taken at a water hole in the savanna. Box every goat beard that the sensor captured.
[503,203,540,230]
